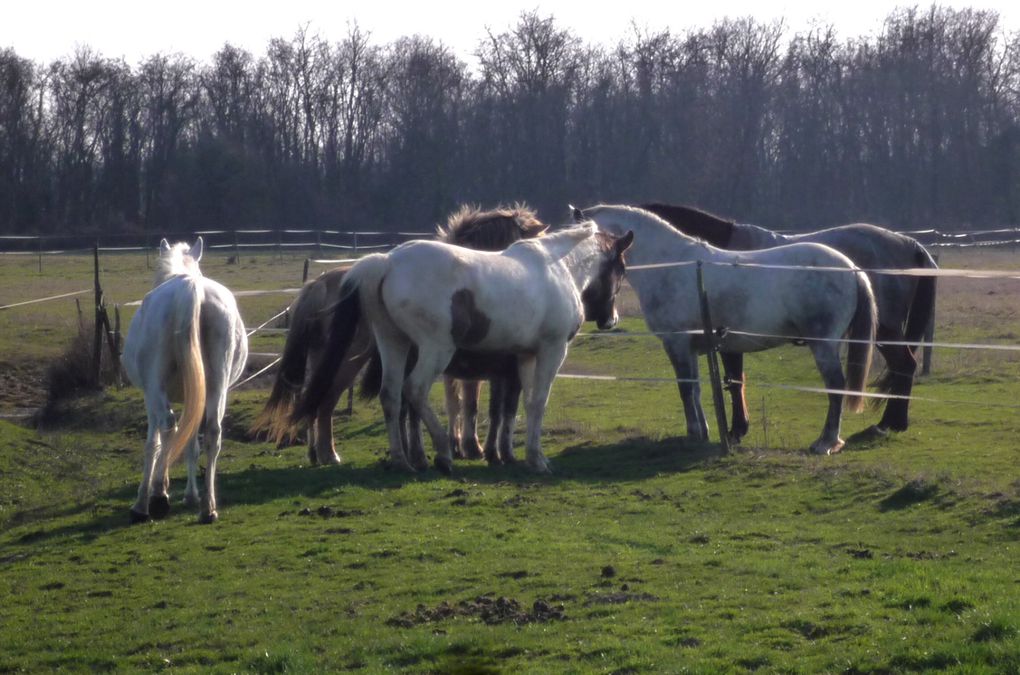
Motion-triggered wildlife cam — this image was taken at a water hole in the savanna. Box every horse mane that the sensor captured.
[640,202,736,248]
[436,203,547,251]
[155,241,201,284]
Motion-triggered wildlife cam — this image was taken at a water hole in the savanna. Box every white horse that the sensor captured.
[121,238,248,523]
[293,223,633,474]
[578,205,876,455]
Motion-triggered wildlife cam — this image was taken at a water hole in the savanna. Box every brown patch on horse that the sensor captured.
[437,203,547,252]
[450,289,491,346]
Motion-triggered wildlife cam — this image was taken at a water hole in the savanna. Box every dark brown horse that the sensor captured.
[251,204,547,465]
[641,202,938,440]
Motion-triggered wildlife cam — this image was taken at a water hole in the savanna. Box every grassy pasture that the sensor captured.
[1,246,1019,673]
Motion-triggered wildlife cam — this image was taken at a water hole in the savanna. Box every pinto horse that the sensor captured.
[293,223,632,473]
[579,205,875,455]
[121,238,248,523]
[251,205,547,466]
[641,202,938,439]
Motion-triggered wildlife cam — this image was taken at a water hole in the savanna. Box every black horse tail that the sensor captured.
[291,280,364,426]
[359,348,383,401]
[904,243,939,351]
[845,270,877,413]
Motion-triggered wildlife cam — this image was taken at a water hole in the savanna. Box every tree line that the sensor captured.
[1,6,1019,237]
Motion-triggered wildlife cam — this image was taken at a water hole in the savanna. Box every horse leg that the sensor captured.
[661,336,709,442]
[182,433,201,509]
[483,376,505,465]
[521,344,567,474]
[199,388,227,524]
[874,328,916,433]
[498,371,522,464]
[809,341,847,455]
[130,410,162,523]
[459,380,484,459]
[402,397,429,471]
[375,337,416,472]
[720,351,749,442]
[147,405,177,520]
[403,345,456,474]
[444,377,463,459]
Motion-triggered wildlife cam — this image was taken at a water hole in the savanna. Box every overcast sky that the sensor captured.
[3,0,1018,66]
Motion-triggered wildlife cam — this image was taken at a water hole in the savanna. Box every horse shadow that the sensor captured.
[5,435,722,548]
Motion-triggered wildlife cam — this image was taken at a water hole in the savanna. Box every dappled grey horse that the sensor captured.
[641,202,937,439]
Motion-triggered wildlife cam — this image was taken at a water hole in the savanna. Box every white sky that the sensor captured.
[2,0,1018,66]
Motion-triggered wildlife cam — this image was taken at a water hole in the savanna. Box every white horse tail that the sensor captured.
[165,280,207,466]
[845,270,877,413]
[291,253,387,426]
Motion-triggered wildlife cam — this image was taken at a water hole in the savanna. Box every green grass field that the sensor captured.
[1,247,1018,673]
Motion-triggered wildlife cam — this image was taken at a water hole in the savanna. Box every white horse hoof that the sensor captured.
[199,510,218,525]
[318,453,342,466]
[527,458,552,474]
[810,439,845,455]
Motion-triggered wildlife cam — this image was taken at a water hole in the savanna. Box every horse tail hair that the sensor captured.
[165,280,207,466]
[903,243,938,351]
[845,270,877,413]
[251,277,333,442]
[291,254,387,425]
[359,347,383,401]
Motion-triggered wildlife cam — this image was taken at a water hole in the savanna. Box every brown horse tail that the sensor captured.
[904,243,938,350]
[251,288,320,442]
[165,280,207,466]
[291,278,364,426]
[845,270,877,413]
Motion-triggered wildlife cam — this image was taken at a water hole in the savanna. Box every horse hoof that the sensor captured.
[526,458,552,474]
[318,453,342,466]
[434,456,454,476]
[148,495,171,520]
[388,458,417,473]
[810,439,845,455]
[129,509,150,524]
[485,454,503,467]
[199,510,218,525]
[461,438,484,460]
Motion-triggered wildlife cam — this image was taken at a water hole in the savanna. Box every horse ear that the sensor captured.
[190,236,204,262]
[159,238,171,255]
[570,205,585,223]
[616,230,635,254]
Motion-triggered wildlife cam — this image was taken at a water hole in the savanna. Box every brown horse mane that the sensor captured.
[436,203,548,251]
[640,202,736,248]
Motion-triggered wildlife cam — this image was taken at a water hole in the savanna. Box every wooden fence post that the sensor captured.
[302,258,311,284]
[696,261,730,453]
[92,242,104,388]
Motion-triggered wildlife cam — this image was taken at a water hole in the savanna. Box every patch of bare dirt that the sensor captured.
[0,360,47,418]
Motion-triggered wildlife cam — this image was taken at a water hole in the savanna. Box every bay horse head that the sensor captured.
[581,229,634,330]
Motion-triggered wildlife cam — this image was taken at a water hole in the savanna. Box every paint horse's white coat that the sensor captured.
[580,205,876,455]
[121,238,248,523]
[295,223,631,474]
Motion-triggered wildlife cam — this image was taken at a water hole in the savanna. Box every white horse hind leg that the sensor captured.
[808,340,847,455]
[375,336,416,472]
[403,345,456,474]
[200,392,227,524]
[183,433,201,508]
[147,407,177,520]
[521,344,567,474]
[130,413,161,523]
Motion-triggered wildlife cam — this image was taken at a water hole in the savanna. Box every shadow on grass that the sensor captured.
[5,435,722,547]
